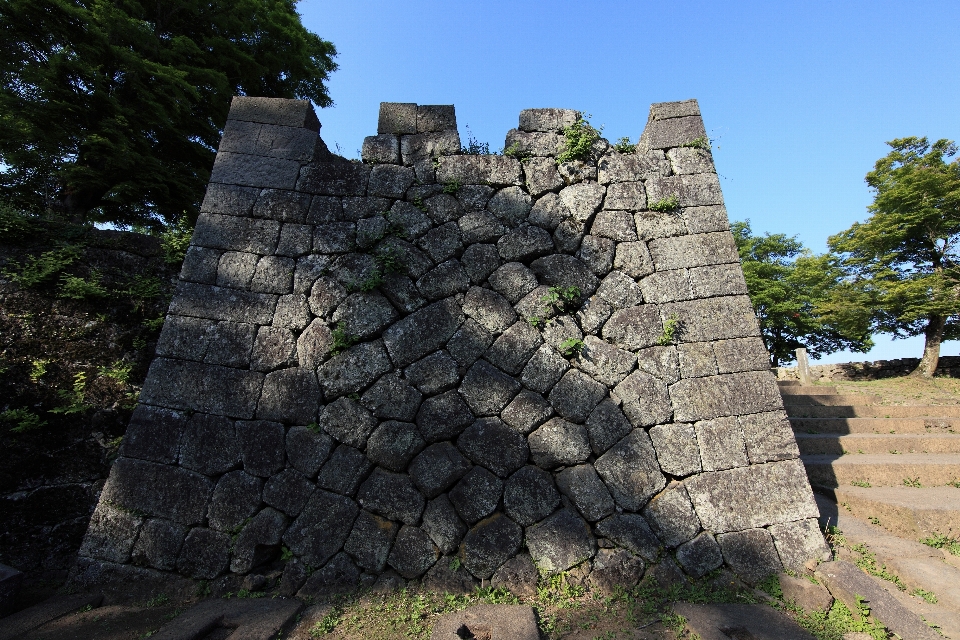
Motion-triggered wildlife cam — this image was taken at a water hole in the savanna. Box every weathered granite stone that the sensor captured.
[368,164,415,198]
[284,490,359,567]
[416,389,475,442]
[491,554,539,596]
[642,482,702,548]
[377,102,417,135]
[417,222,462,263]
[678,341,717,378]
[422,557,479,595]
[595,430,666,511]
[552,218,585,253]
[343,510,399,573]
[524,157,563,196]
[320,397,377,448]
[307,276,347,319]
[231,506,288,574]
[531,254,599,298]
[317,445,373,496]
[317,340,393,398]
[596,271,643,310]
[388,526,439,579]
[286,425,333,478]
[401,131,460,165]
[640,114,706,150]
[459,360,521,416]
[502,466,561,527]
[383,298,465,367]
[141,358,265,418]
[416,260,470,301]
[375,238,433,279]
[181,246,221,284]
[217,251,258,289]
[257,367,321,424]
[593,210,640,244]
[130,518,186,571]
[520,344,569,394]
[513,285,555,322]
[340,196,392,222]
[366,420,426,472]
[178,413,240,476]
[192,213,281,255]
[779,573,834,613]
[279,559,309,597]
[504,129,564,156]
[263,468,315,516]
[556,465,615,522]
[362,134,400,164]
[331,292,399,340]
[488,263,538,305]
[602,306,662,351]
[201,183,260,216]
[460,244,500,286]
[612,370,673,427]
[649,423,701,477]
[461,514,523,579]
[457,417,530,478]
[80,502,142,563]
[357,469,425,525]
[408,442,471,498]
[711,338,767,376]
[497,225,554,262]
[236,420,286,477]
[528,192,568,231]
[584,398,633,456]
[589,548,645,594]
[305,196,343,224]
[501,390,553,434]
[251,255,294,294]
[424,194,463,225]
[684,204,730,234]
[312,221,356,254]
[695,416,749,471]
[449,466,504,524]
[361,373,423,422]
[298,552,361,600]
[676,532,723,578]
[548,370,607,424]
[526,508,596,574]
[557,159,598,185]
[528,417,591,468]
[717,528,782,586]
[461,289,516,337]
[273,293,310,331]
[250,326,298,372]
[455,185,494,212]
[387,201,433,239]
[736,413,797,469]
[120,405,187,464]
[380,273,427,314]
[100,458,212,525]
[422,495,467,555]
[648,233,737,272]
[404,351,459,395]
[603,183,647,214]
[177,528,231,579]
[459,212,506,246]
[485,321,542,376]
[519,108,578,132]
[574,336,635,387]
[689,263,748,300]
[684,460,819,533]
[578,235,616,276]
[595,514,661,561]
[597,150,670,183]
[670,370,782,422]
[613,242,654,279]
[768,519,831,572]
[437,155,522,187]
[636,346,680,384]
[487,187,533,227]
[559,182,605,222]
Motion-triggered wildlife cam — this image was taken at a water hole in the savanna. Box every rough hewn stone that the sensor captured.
[589,548,645,594]
[717,528,782,586]
[257,367,321,424]
[404,351,459,395]
[649,423,701,477]
[177,528,231,579]
[80,502,142,564]
[457,417,530,478]
[437,156,522,187]
[317,445,374,497]
[497,225,553,261]
[676,532,723,578]
[768,519,831,572]
[524,157,564,196]
[120,405,187,465]
[357,468,425,525]
[422,495,467,555]
[491,554,539,596]
[602,306,662,351]
[178,413,240,476]
[383,298,465,367]
[548,370,606,423]
[521,344,569,394]
[319,397,377,448]
[130,518,186,571]
[502,466,561,527]
[366,421,426,472]
[526,508,596,574]
[527,417,591,469]
[669,370,782,422]
[612,370,673,427]
[460,243,502,284]
[231,507,288,574]
[100,458,212,526]
[485,321,543,375]
[574,336,635,387]
[695,416,749,471]
[530,255,599,297]
[343,510,399,573]
[317,340,393,399]
[263,468,315,517]
[558,182,605,222]
[416,260,470,301]
[408,442,471,498]
[417,222,462,262]
[461,514,523,579]
[584,399,633,456]
[595,514,661,561]
[500,390,553,434]
[142,358,265,419]
[459,360,521,416]
[235,420,285,477]
[642,482,702,548]
[361,372,423,422]
[594,430,666,511]
[416,390,475,442]
[578,235,616,277]
[449,466,504,523]
[556,465,615,522]
[286,425,333,478]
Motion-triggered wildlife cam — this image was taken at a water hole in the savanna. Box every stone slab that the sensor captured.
[0,593,103,640]
[430,604,540,640]
[672,602,815,640]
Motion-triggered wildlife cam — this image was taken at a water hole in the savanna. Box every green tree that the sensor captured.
[0,0,336,230]
[828,137,960,377]
[733,220,872,366]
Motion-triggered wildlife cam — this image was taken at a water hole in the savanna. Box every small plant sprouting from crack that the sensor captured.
[680,135,711,151]
[556,114,601,165]
[442,179,461,195]
[657,313,682,346]
[503,141,529,160]
[559,338,584,357]
[612,136,636,153]
[330,322,357,356]
[541,285,581,314]
[649,194,680,213]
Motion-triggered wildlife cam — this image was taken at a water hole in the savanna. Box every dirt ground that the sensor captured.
[820,375,960,406]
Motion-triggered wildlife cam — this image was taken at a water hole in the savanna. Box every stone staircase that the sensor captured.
[781,379,960,636]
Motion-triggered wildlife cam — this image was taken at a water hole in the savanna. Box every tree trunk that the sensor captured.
[911,314,946,378]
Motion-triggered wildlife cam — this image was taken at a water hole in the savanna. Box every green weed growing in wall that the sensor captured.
[556,115,601,164]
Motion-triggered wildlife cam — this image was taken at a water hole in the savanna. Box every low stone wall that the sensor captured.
[775,356,960,381]
[73,97,828,598]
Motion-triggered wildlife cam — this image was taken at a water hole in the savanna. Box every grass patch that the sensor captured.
[920,532,960,556]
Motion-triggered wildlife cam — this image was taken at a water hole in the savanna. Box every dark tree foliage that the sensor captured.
[0,0,336,230]
[828,138,960,377]
[733,220,872,366]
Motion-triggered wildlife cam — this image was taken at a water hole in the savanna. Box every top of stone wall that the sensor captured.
[228,96,320,132]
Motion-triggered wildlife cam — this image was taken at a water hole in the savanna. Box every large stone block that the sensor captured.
[739,411,800,464]
[286,426,333,478]
[378,102,418,135]
[449,466,504,524]
[548,370,607,424]
[717,528,782,586]
[362,134,400,164]
[344,510,399,573]
[611,370,673,427]
[100,458,213,525]
[317,340,393,398]
[416,390,475,442]
[641,115,706,150]
[461,513,523,579]
[667,147,715,175]
[649,423,701,477]
[141,358,264,419]
[501,390,552,435]
[519,108,578,132]
[648,232,738,272]
[437,156,522,187]
[207,471,262,532]
[676,532,723,578]
[357,468,425,525]
[459,360,521,416]
[297,162,371,196]
[130,518,187,571]
[417,105,457,132]
[485,321,542,375]
[504,129,564,156]
[257,367,321,424]
[236,420,286,477]
[597,151,670,184]
[366,420,426,472]
[642,482,702,548]
[228,96,319,130]
[219,120,317,162]
[177,528,231,579]
[768,519,831,572]
[178,413,240,476]
[602,305,662,351]
[120,405,187,464]
[422,495,467,555]
[200,183,260,216]
[659,296,760,344]
[458,418,530,478]
[502,466,560,527]
[670,370,782,422]
[712,336,769,374]
[169,282,277,324]
[684,460,819,533]
[695,416,749,472]
[528,417,591,469]
[525,508,596,574]
[230,506,288,574]
[284,489,359,567]
[400,131,461,165]
[317,445,373,496]
[383,298,465,367]
[263,468,315,517]
[584,398,633,456]
[555,464,615,522]
[595,513,661,561]
[209,152,302,190]
[79,502,143,563]
[594,429,666,511]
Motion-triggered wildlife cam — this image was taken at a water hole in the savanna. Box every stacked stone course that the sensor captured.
[75,96,828,596]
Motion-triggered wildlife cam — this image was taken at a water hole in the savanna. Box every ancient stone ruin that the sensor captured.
[74,97,829,596]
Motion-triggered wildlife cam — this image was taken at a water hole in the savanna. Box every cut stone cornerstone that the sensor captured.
[74,96,828,596]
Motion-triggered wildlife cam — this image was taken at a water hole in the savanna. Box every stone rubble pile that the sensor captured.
[74,97,828,598]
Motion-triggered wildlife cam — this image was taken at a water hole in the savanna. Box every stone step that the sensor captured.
[790,417,959,434]
[0,593,102,640]
[795,433,960,455]
[832,485,960,540]
[786,405,960,419]
[777,380,803,386]
[782,394,882,406]
[802,453,960,488]
[778,385,838,395]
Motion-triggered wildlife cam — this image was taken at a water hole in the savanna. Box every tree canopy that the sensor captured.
[0,0,336,230]
[828,137,960,376]
[733,220,872,366]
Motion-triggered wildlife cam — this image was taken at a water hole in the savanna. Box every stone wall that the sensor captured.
[776,356,960,381]
[73,97,828,596]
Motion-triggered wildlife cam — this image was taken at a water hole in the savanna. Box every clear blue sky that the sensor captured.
[297,0,960,365]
